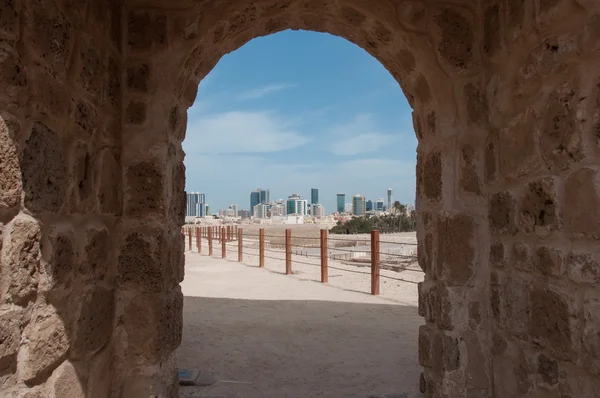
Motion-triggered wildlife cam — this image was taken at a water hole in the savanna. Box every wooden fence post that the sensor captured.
[370,230,380,295]
[238,228,243,262]
[259,228,265,268]
[188,229,192,252]
[196,227,201,253]
[285,229,292,275]
[208,227,213,256]
[221,227,226,258]
[320,229,328,283]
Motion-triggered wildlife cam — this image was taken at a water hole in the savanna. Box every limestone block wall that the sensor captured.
[0,0,599,397]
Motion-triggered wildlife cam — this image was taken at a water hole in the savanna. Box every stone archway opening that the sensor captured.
[177,28,421,397]
[1,0,600,397]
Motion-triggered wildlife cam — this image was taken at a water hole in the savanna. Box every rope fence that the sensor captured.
[181,225,422,296]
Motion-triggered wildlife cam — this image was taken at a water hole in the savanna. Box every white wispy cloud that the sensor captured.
[184,110,308,154]
[327,113,403,156]
[236,83,296,101]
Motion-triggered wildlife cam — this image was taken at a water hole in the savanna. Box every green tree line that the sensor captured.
[330,201,416,234]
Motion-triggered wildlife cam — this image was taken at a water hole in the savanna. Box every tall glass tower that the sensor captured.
[336,193,345,213]
[311,188,319,205]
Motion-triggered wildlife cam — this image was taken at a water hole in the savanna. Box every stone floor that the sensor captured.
[177,253,423,398]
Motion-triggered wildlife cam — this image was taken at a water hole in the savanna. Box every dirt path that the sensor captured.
[178,253,423,398]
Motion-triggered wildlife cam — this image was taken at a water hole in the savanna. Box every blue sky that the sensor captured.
[183,30,417,213]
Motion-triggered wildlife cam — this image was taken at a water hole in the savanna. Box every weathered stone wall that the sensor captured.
[0,0,599,397]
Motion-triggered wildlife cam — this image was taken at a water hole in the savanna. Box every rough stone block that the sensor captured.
[518,177,560,237]
[126,62,150,93]
[433,7,474,71]
[127,10,167,51]
[582,291,600,375]
[117,230,166,293]
[418,325,435,367]
[1,216,41,305]
[529,285,575,360]
[70,97,98,137]
[73,35,105,101]
[436,214,476,286]
[459,144,482,194]
[0,46,28,101]
[121,287,182,364]
[43,228,77,291]
[564,167,600,239]
[82,227,111,282]
[422,151,442,201]
[420,283,454,331]
[45,360,85,397]
[22,122,67,214]
[489,241,506,268]
[537,354,558,386]
[17,310,69,383]
[22,0,73,76]
[538,82,584,171]
[534,246,563,277]
[431,331,460,373]
[512,241,532,272]
[464,84,488,125]
[495,274,530,336]
[0,307,23,370]
[566,250,600,284]
[0,0,20,40]
[489,191,517,236]
[0,114,22,212]
[97,149,122,215]
[499,110,541,178]
[124,160,164,217]
[483,3,500,55]
[72,286,115,359]
[169,162,186,224]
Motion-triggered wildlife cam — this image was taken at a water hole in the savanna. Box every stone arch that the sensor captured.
[1,0,600,397]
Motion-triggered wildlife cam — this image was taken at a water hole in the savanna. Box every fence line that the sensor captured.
[181,226,421,296]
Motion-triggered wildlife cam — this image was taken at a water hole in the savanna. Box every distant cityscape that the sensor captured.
[185,188,414,225]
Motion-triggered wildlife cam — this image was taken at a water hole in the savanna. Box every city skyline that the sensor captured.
[187,185,410,216]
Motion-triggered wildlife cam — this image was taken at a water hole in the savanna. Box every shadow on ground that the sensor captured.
[177,297,422,398]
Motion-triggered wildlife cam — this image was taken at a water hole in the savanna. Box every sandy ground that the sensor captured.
[178,233,424,398]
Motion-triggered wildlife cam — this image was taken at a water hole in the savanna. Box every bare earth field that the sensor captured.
[177,230,423,398]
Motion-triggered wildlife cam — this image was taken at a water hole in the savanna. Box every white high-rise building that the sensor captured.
[270,203,285,217]
[344,203,353,213]
[387,188,393,211]
[311,204,325,218]
[254,204,269,219]
[231,204,238,217]
[186,192,206,217]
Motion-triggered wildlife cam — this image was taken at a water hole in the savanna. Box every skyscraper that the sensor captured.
[366,200,373,212]
[186,192,206,217]
[286,194,307,216]
[336,193,345,213]
[376,198,384,211]
[260,189,270,204]
[387,188,393,212]
[231,204,238,217]
[311,188,319,205]
[352,194,366,216]
[250,190,260,216]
